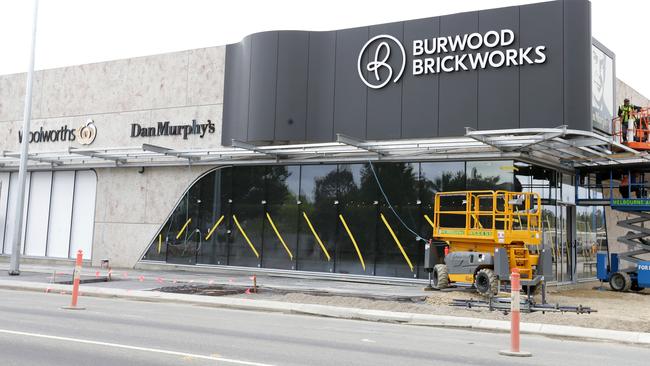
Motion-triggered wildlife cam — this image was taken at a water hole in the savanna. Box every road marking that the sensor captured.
[0,328,275,366]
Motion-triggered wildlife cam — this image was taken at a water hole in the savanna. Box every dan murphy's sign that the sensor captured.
[130,119,216,139]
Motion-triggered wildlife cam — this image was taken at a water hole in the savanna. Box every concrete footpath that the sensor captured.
[0,262,648,346]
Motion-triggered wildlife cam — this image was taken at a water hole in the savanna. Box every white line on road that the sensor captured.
[0,328,276,366]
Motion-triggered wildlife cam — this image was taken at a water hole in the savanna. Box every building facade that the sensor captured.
[0,0,645,282]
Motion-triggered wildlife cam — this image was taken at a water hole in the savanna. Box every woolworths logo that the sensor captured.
[18,119,97,145]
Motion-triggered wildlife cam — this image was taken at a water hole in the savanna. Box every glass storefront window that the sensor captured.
[197,168,231,265]
[297,165,338,273]
[336,164,377,275]
[514,163,557,200]
[576,205,606,279]
[420,162,466,233]
[262,166,299,270]
[375,163,420,278]
[561,174,576,204]
[540,204,558,282]
[466,160,514,191]
[229,166,267,268]
[141,160,602,283]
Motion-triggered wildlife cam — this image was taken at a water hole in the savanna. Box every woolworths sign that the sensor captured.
[358,29,547,89]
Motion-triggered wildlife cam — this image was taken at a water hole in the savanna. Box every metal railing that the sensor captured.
[612,108,650,147]
[433,190,542,245]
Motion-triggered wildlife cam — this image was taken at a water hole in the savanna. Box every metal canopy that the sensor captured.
[0,128,637,172]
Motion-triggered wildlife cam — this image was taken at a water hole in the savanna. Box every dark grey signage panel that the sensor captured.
[222,0,594,146]
[334,27,369,140]
[222,38,251,142]
[248,32,278,141]
[401,17,439,139]
[306,32,336,142]
[564,0,591,131]
[367,22,403,140]
[275,32,309,142]
[519,1,564,128]
[438,11,479,136]
[477,6,519,130]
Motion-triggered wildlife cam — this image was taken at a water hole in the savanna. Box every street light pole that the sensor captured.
[9,0,39,276]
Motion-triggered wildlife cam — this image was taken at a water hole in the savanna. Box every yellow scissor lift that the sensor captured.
[430,190,547,296]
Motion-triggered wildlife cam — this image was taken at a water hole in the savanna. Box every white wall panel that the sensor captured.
[4,173,30,254]
[0,173,11,252]
[70,170,97,259]
[24,172,53,256]
[46,171,75,258]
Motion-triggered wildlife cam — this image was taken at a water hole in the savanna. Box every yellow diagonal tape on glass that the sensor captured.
[266,212,293,260]
[205,215,225,240]
[302,212,331,261]
[339,214,365,271]
[176,218,192,239]
[380,213,414,272]
[232,215,260,258]
[424,214,435,228]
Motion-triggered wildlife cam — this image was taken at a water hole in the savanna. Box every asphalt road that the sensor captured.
[0,288,647,366]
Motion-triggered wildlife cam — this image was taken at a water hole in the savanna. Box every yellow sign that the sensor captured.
[438,228,493,237]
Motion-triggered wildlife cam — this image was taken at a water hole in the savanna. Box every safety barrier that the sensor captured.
[499,268,532,357]
[61,250,85,310]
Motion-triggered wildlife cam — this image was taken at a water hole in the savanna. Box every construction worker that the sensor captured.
[618,98,642,142]
[619,174,629,198]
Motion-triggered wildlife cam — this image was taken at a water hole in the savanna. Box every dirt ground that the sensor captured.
[252,281,650,333]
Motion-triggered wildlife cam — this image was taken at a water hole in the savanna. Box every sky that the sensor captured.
[1,0,649,98]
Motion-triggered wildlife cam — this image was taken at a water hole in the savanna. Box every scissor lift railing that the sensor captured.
[612,107,650,151]
[433,190,542,246]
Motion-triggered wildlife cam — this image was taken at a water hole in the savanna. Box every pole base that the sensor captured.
[499,350,532,357]
[61,306,86,311]
[423,285,437,291]
[8,270,20,276]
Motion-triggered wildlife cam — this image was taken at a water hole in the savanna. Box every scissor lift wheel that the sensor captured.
[433,264,449,289]
[475,268,498,296]
[609,271,632,292]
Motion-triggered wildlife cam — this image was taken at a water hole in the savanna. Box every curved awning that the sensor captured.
[0,127,642,172]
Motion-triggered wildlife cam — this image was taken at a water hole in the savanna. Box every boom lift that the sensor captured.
[429,190,552,296]
[612,108,650,151]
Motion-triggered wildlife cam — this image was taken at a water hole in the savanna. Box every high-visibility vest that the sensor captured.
[620,105,636,123]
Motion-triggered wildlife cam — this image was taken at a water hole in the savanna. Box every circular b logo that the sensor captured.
[76,119,97,145]
[357,35,406,89]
